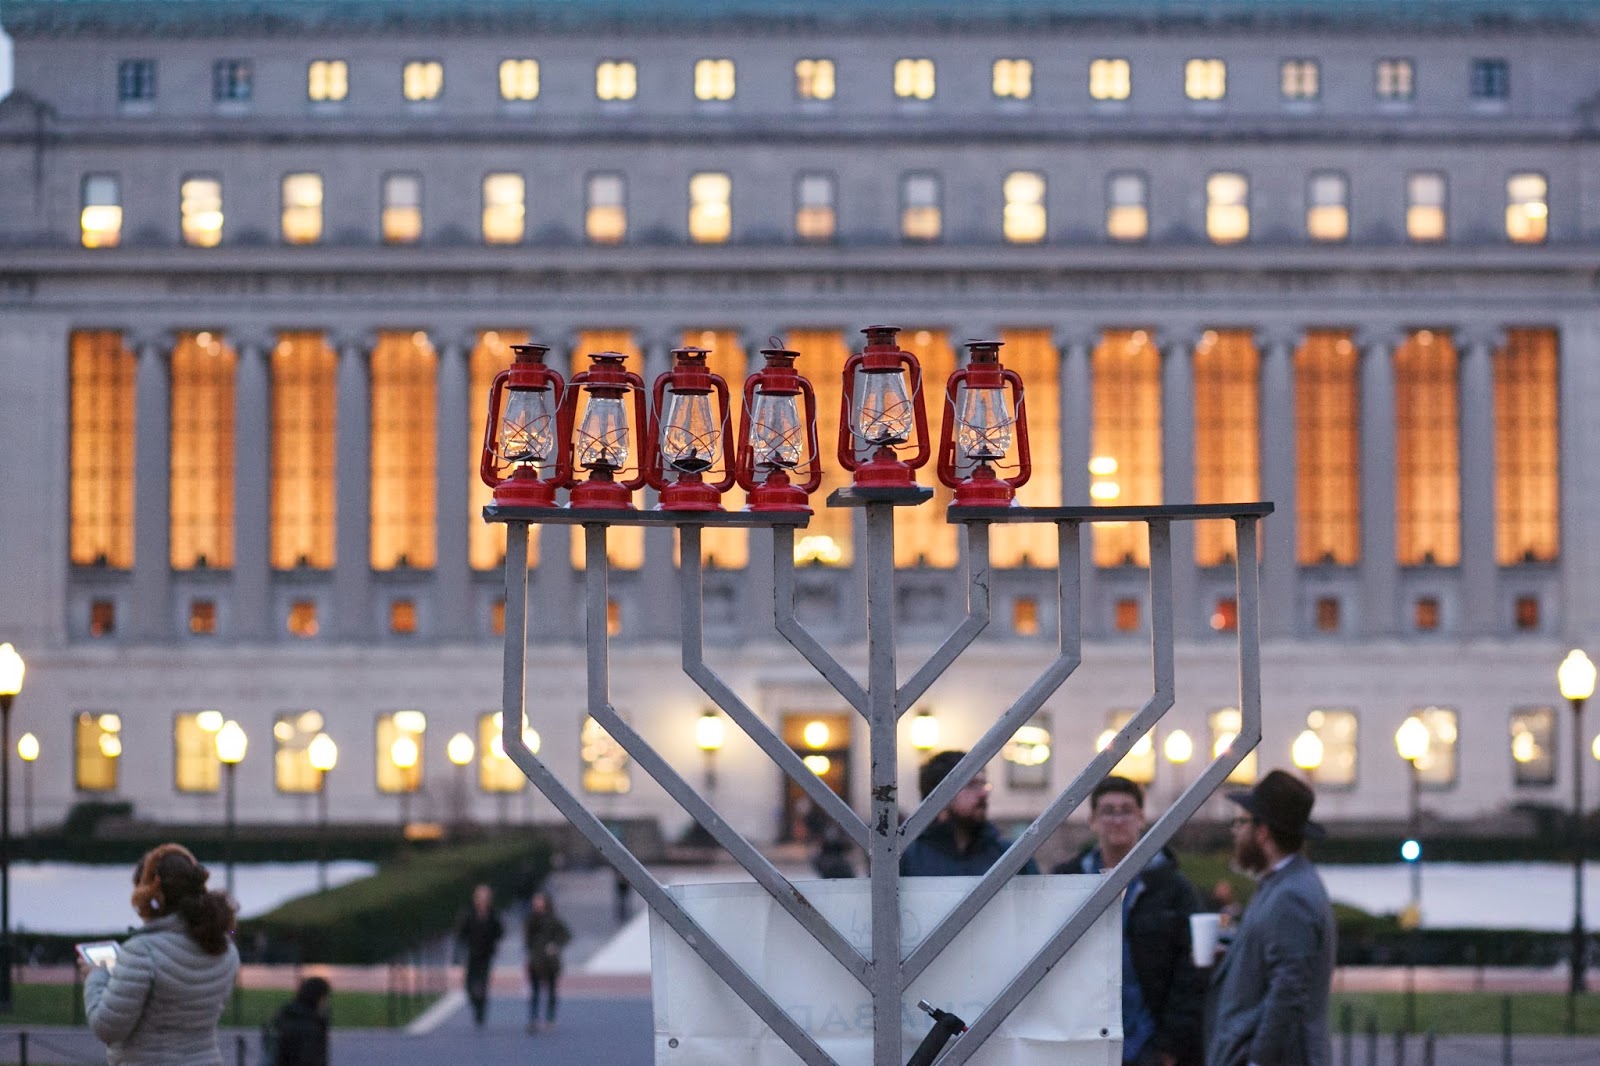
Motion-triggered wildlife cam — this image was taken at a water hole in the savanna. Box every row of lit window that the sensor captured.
[68,708,629,797]
[75,169,1553,251]
[117,55,1502,107]
[68,325,1559,592]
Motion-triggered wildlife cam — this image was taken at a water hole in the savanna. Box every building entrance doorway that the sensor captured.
[779,711,852,842]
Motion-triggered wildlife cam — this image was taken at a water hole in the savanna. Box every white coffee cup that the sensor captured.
[1189,913,1222,968]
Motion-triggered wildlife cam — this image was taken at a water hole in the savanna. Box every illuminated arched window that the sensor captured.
[271,332,336,570]
[1295,332,1360,565]
[1395,330,1460,566]
[1494,328,1559,563]
[788,330,853,567]
[992,330,1059,568]
[1193,330,1259,566]
[170,331,236,569]
[682,329,748,568]
[470,330,539,571]
[570,330,643,570]
[894,330,956,568]
[1091,330,1162,567]
[70,331,136,568]
[371,331,438,570]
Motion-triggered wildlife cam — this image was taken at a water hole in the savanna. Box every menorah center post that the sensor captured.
[864,500,903,1066]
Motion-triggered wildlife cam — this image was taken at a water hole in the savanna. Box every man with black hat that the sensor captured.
[1206,769,1336,1066]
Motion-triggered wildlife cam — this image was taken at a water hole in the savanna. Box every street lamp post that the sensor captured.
[1559,648,1597,999]
[0,643,27,1012]
[215,720,248,898]
[447,732,475,830]
[16,735,37,844]
[696,710,725,796]
[1292,729,1325,780]
[1395,714,1430,1034]
[391,736,419,829]
[1163,729,1193,809]
[307,732,337,892]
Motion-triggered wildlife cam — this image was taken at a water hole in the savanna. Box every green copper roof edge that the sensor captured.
[7,0,1600,37]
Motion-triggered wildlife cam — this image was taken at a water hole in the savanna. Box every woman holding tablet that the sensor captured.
[83,843,240,1064]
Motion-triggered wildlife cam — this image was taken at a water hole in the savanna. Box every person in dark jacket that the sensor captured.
[901,750,1039,877]
[522,892,572,1033]
[1053,776,1205,1066]
[269,976,331,1066]
[455,884,505,1027]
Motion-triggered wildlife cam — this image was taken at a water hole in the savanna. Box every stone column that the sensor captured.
[129,332,172,641]
[1358,328,1402,637]
[434,334,473,641]
[1058,327,1097,635]
[1559,316,1600,640]
[229,331,274,642]
[1458,327,1502,638]
[1257,329,1301,640]
[333,333,372,640]
[640,332,679,642]
[1160,327,1199,640]
[533,325,580,643]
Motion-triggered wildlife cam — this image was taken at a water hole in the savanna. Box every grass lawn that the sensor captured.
[0,983,439,1029]
[1332,991,1600,1035]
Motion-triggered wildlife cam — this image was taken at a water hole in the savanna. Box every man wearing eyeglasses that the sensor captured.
[1207,770,1336,1066]
[900,750,1039,876]
[1054,776,1205,1066]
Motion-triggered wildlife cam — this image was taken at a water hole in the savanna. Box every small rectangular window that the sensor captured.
[1185,58,1226,102]
[1106,172,1148,241]
[1314,596,1341,633]
[1012,597,1039,635]
[586,173,626,244]
[76,712,123,791]
[281,173,324,245]
[377,711,427,794]
[180,175,224,248]
[188,599,217,636]
[213,60,252,102]
[1471,58,1509,100]
[1511,707,1556,786]
[1514,594,1540,631]
[606,599,623,636]
[1281,59,1319,101]
[490,598,506,636]
[479,711,530,793]
[1003,714,1051,790]
[795,58,835,101]
[1003,171,1046,244]
[482,173,526,244]
[382,173,422,244]
[1407,172,1447,242]
[275,710,326,793]
[1206,171,1249,244]
[894,58,935,101]
[118,59,156,102]
[308,59,348,103]
[992,58,1032,101]
[403,60,443,102]
[581,713,631,794]
[390,598,417,635]
[80,174,122,249]
[1376,58,1414,101]
[174,711,223,793]
[694,58,736,102]
[499,58,540,101]
[1089,58,1131,101]
[1409,706,1459,787]
[1307,172,1349,242]
[287,599,319,637]
[597,60,637,102]
[795,172,836,242]
[1209,707,1257,784]
[89,599,117,637]
[1114,597,1140,632]
[1414,595,1440,631]
[689,171,731,244]
[1506,173,1548,244]
[1210,597,1238,632]
[901,173,941,241]
[1304,709,1358,788]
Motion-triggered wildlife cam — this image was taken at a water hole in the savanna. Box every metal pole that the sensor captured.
[1406,757,1420,1034]
[864,501,901,1066]
[0,695,11,1011]
[223,759,236,898]
[1573,694,1587,997]
[317,772,329,892]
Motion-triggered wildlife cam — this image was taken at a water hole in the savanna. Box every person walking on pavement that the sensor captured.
[1206,770,1337,1066]
[901,750,1039,876]
[455,883,505,1028]
[1054,776,1205,1066]
[266,976,331,1066]
[523,891,572,1033]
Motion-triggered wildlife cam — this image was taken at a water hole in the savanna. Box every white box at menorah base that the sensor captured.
[650,874,1121,1065]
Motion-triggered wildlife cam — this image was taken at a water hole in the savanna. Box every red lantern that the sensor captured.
[478,342,570,508]
[836,325,931,488]
[936,340,1031,507]
[645,347,736,512]
[734,345,822,512]
[560,351,649,509]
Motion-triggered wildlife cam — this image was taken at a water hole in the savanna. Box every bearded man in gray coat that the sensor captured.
[1205,770,1336,1066]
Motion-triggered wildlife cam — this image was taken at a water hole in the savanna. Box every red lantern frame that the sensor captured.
[478,342,570,508]
[559,351,649,510]
[936,339,1032,507]
[645,347,737,512]
[836,325,931,488]
[734,345,823,513]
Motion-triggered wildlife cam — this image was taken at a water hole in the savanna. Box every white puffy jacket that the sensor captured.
[83,913,240,1066]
